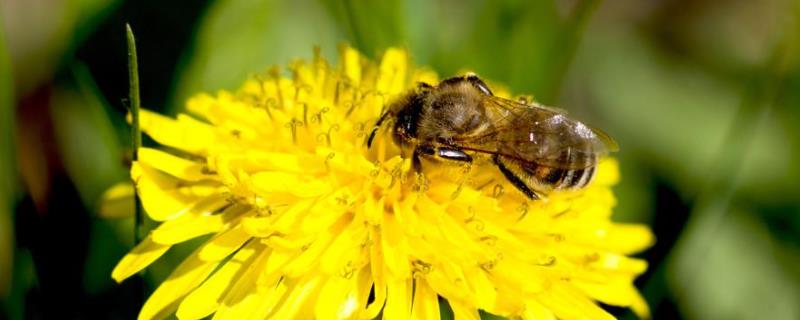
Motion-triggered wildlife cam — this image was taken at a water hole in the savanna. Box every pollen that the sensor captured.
[110,45,654,320]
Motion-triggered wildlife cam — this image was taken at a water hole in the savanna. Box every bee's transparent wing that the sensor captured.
[452,96,616,170]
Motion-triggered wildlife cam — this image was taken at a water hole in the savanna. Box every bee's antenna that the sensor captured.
[366,111,391,147]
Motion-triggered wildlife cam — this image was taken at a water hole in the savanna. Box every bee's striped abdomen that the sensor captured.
[525,150,597,191]
[530,165,596,190]
[494,151,600,199]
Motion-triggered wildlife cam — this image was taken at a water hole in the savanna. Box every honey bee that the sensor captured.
[367,74,617,199]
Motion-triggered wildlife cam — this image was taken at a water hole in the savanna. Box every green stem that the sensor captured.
[126,24,142,244]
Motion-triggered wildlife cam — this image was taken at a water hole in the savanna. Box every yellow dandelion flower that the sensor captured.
[111,46,654,320]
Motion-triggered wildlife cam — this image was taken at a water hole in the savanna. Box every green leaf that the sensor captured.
[668,202,800,320]
[611,151,655,224]
[438,296,454,320]
[49,64,126,209]
[82,218,132,294]
[424,2,564,101]
[0,12,16,300]
[1,251,36,320]
[318,0,406,57]
[170,0,345,113]
[3,0,119,96]
[578,29,791,196]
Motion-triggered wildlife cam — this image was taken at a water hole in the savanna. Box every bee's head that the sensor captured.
[366,86,430,148]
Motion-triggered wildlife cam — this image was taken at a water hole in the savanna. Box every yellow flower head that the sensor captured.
[111,46,654,320]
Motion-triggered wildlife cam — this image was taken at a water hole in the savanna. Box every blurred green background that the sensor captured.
[1,0,799,319]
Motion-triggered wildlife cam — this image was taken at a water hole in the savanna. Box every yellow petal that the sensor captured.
[318,219,367,274]
[393,193,421,237]
[138,147,210,182]
[212,251,276,320]
[268,200,319,236]
[216,151,304,174]
[213,278,288,320]
[362,279,386,319]
[449,300,480,320]
[551,223,655,256]
[464,266,498,313]
[522,299,556,320]
[282,221,341,278]
[630,290,651,319]
[340,45,362,86]
[187,92,272,138]
[289,60,316,92]
[98,182,134,219]
[132,163,196,221]
[560,247,649,276]
[314,276,353,319]
[383,277,413,320]
[257,248,294,288]
[593,158,620,187]
[537,284,615,320]
[183,93,215,118]
[198,224,252,261]
[380,213,410,277]
[268,276,322,319]
[138,110,217,155]
[151,200,239,245]
[492,259,545,295]
[111,236,170,282]
[376,48,408,94]
[602,223,655,255]
[594,254,648,274]
[177,241,260,320]
[139,250,221,320]
[364,238,387,319]
[425,262,472,303]
[411,68,439,86]
[350,266,373,315]
[250,171,332,198]
[574,279,648,317]
[299,192,352,235]
[362,194,384,226]
[411,279,440,320]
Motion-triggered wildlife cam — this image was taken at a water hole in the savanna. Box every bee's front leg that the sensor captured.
[412,144,434,173]
[412,144,473,173]
[436,147,472,162]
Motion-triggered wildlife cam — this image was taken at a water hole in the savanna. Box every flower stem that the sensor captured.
[126,24,143,244]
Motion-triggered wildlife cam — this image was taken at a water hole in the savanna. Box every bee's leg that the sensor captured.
[412,145,435,173]
[493,155,539,200]
[367,110,393,147]
[465,74,494,96]
[412,145,473,171]
[437,147,472,162]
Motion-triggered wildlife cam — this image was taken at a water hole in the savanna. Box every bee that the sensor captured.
[367,74,617,200]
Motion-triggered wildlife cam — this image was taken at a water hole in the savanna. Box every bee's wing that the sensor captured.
[453,96,617,170]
